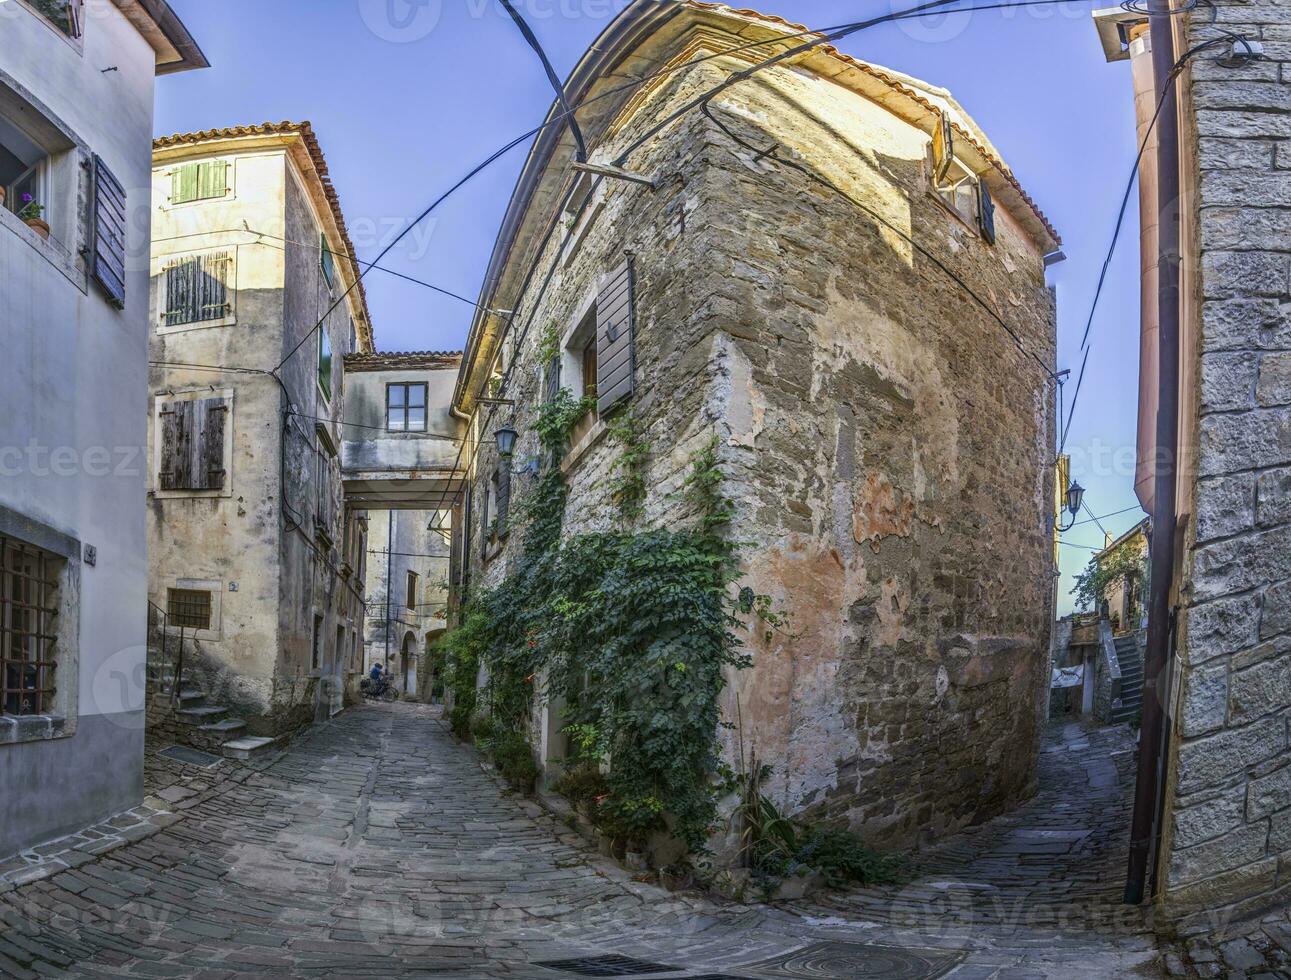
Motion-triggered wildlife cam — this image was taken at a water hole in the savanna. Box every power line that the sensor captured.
[500,0,587,161]
[425,0,1095,536]
[1070,504,1144,528]
[1059,27,1257,453]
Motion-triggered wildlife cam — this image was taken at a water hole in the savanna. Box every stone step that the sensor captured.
[199,717,247,736]
[177,688,206,706]
[221,736,278,760]
[178,705,228,725]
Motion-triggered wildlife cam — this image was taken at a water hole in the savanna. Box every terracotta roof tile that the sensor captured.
[153,121,377,350]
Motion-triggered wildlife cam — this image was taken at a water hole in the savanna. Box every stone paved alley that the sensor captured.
[0,704,1259,978]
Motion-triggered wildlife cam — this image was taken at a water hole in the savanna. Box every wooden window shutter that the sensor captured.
[159,397,226,490]
[978,181,997,245]
[197,397,228,490]
[596,258,636,416]
[164,252,230,325]
[92,155,126,309]
[496,466,511,532]
[931,114,954,186]
[544,354,561,403]
[171,161,228,205]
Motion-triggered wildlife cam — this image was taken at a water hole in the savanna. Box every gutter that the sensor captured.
[1124,0,1182,906]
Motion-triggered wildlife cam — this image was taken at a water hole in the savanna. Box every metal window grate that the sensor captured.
[534,956,679,977]
[1,536,61,716]
[167,588,211,630]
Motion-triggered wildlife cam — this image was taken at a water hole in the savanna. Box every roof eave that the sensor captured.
[112,0,209,75]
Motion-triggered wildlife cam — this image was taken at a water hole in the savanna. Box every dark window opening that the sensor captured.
[167,587,211,630]
[581,335,598,399]
[312,614,323,670]
[1,536,61,716]
[406,571,418,611]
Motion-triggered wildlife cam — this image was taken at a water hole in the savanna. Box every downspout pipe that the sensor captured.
[1125,0,1182,906]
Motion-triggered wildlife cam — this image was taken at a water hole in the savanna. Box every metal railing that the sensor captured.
[147,600,186,707]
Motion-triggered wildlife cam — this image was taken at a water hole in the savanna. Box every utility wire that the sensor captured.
[1059,27,1258,453]
[1069,503,1145,528]
[499,0,587,162]
[424,0,1094,534]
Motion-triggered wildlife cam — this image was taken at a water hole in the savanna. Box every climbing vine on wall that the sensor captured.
[436,425,761,852]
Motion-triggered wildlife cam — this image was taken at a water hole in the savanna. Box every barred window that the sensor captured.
[1,536,62,716]
[163,251,232,327]
[167,588,211,630]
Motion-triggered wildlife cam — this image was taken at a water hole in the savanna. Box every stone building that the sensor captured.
[341,351,463,699]
[147,123,372,744]
[452,1,1060,850]
[0,0,205,858]
[1093,0,1291,921]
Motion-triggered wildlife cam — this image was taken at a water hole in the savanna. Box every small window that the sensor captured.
[312,614,323,670]
[170,160,229,205]
[320,233,336,288]
[162,252,232,326]
[928,115,994,242]
[167,588,211,630]
[26,0,83,38]
[1,535,63,716]
[318,329,333,402]
[386,383,427,432]
[406,571,418,611]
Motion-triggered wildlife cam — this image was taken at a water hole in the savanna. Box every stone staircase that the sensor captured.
[1111,633,1144,725]
[146,651,278,760]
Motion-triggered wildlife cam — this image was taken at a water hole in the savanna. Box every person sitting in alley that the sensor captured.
[369,661,385,684]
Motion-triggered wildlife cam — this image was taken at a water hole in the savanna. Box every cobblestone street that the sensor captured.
[0,704,1216,978]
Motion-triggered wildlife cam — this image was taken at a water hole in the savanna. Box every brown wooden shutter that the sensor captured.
[159,397,226,490]
[199,398,228,490]
[596,258,635,415]
[932,114,954,186]
[978,182,997,245]
[496,466,511,532]
[92,155,127,309]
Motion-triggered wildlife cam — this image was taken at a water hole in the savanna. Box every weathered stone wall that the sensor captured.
[148,143,366,735]
[461,18,1056,853]
[698,67,1057,848]
[1158,0,1291,919]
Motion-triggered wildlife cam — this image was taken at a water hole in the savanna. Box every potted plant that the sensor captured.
[17,195,49,241]
[0,186,6,209]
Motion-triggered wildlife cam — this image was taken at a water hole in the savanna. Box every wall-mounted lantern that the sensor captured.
[494,424,518,458]
[1058,481,1085,533]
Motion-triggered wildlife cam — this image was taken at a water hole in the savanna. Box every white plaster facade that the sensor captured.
[0,0,205,858]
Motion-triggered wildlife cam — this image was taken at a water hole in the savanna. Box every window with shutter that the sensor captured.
[978,182,997,244]
[158,396,228,492]
[596,258,635,416]
[163,251,232,326]
[92,155,126,308]
[320,233,336,288]
[170,160,229,205]
[318,329,333,401]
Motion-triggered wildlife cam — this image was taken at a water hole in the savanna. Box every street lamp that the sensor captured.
[494,424,518,458]
[1058,480,1085,533]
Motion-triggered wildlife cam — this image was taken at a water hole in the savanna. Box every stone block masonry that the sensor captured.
[1159,0,1291,920]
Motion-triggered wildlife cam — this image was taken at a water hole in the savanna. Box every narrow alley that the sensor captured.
[0,703,1171,979]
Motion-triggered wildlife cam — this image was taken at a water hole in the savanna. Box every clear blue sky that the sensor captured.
[159,0,1147,612]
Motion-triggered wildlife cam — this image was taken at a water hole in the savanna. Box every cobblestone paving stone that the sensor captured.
[0,706,1178,979]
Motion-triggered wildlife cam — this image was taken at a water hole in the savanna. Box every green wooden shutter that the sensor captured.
[171,161,228,204]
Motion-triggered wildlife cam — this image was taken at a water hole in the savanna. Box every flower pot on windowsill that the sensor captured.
[0,188,6,209]
[24,218,50,241]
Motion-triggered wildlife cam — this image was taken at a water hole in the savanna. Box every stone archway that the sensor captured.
[422,627,447,703]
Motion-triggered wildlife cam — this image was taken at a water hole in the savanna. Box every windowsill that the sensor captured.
[156,314,238,336]
[0,713,69,746]
[151,485,233,501]
[160,192,236,212]
[0,207,85,291]
[561,417,608,474]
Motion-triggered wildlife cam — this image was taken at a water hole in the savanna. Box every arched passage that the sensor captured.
[400,630,417,695]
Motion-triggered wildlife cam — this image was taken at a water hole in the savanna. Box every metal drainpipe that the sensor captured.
[384,510,394,670]
[1125,0,1182,906]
